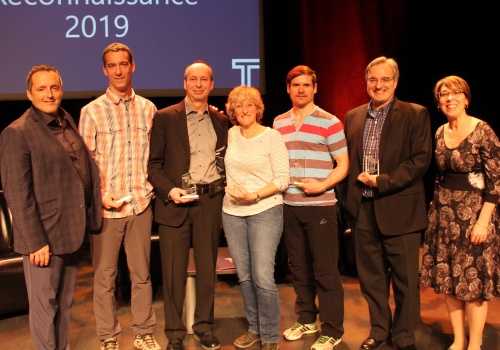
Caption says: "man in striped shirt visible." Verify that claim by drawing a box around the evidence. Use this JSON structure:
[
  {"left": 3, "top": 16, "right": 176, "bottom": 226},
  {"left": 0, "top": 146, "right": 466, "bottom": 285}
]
[
  {"left": 273, "top": 65, "right": 349, "bottom": 350},
  {"left": 79, "top": 42, "right": 160, "bottom": 350}
]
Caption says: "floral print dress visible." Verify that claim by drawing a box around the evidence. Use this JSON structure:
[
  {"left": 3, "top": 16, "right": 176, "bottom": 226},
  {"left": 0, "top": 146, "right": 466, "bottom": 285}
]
[{"left": 420, "top": 121, "right": 500, "bottom": 301}]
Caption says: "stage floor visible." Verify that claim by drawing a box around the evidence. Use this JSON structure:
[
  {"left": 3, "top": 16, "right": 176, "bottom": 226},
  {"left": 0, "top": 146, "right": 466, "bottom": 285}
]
[{"left": 1, "top": 249, "right": 499, "bottom": 350}]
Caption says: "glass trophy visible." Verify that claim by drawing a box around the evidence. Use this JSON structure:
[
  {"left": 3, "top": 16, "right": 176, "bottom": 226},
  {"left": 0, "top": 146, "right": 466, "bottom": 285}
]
[
  {"left": 182, "top": 172, "right": 197, "bottom": 194},
  {"left": 291, "top": 156, "right": 306, "bottom": 184},
  {"left": 363, "top": 154, "right": 379, "bottom": 175}
]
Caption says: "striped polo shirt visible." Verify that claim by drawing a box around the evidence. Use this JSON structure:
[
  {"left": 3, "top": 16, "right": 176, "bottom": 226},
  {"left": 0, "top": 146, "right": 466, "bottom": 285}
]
[{"left": 273, "top": 106, "right": 347, "bottom": 206}]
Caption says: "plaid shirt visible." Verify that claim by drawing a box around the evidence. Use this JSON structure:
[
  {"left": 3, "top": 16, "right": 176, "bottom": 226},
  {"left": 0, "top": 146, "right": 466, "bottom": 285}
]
[
  {"left": 362, "top": 100, "right": 392, "bottom": 197},
  {"left": 79, "top": 88, "right": 157, "bottom": 218}
]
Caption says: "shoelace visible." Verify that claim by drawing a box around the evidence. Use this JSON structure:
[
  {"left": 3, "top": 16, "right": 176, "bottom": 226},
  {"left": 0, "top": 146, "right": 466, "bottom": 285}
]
[
  {"left": 202, "top": 331, "right": 217, "bottom": 342},
  {"left": 141, "top": 334, "right": 157, "bottom": 348},
  {"left": 241, "top": 332, "right": 259, "bottom": 342},
  {"left": 170, "top": 338, "right": 182, "bottom": 346},
  {"left": 291, "top": 321, "right": 314, "bottom": 332},
  {"left": 246, "top": 332, "right": 259, "bottom": 339},
  {"left": 316, "top": 335, "right": 333, "bottom": 344},
  {"left": 102, "top": 339, "right": 119, "bottom": 350}
]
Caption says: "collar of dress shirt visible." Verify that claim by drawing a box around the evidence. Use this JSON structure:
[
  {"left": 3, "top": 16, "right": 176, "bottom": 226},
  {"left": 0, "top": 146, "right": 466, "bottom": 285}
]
[
  {"left": 367, "top": 98, "right": 393, "bottom": 118},
  {"left": 105, "top": 87, "right": 136, "bottom": 106},
  {"left": 185, "top": 98, "right": 209, "bottom": 117}
]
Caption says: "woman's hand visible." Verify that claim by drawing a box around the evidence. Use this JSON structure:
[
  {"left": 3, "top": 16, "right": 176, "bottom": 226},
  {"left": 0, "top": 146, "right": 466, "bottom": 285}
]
[
  {"left": 471, "top": 223, "right": 488, "bottom": 244},
  {"left": 225, "top": 185, "right": 257, "bottom": 201}
]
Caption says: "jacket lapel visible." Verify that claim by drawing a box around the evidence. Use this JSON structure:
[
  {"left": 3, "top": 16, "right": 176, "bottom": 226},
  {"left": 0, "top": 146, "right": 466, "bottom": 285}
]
[
  {"left": 353, "top": 107, "right": 368, "bottom": 167},
  {"left": 378, "top": 98, "right": 399, "bottom": 164},
  {"left": 173, "top": 102, "right": 191, "bottom": 160}
]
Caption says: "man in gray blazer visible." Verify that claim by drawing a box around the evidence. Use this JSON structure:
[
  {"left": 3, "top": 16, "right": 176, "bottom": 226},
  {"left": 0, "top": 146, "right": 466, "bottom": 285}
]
[
  {"left": 148, "top": 60, "right": 228, "bottom": 350},
  {"left": 340, "top": 57, "right": 432, "bottom": 350},
  {"left": 0, "top": 65, "right": 102, "bottom": 350}
]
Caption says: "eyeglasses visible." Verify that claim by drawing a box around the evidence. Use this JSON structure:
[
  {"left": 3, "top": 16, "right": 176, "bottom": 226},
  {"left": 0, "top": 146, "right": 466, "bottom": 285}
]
[
  {"left": 437, "top": 90, "right": 464, "bottom": 99},
  {"left": 367, "top": 77, "right": 394, "bottom": 85}
]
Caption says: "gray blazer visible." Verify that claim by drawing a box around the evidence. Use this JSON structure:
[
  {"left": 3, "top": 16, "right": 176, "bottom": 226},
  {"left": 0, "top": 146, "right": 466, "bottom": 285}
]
[{"left": 0, "top": 107, "right": 102, "bottom": 255}]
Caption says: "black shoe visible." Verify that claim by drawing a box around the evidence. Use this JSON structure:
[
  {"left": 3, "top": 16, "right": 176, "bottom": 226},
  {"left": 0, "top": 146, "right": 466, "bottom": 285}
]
[
  {"left": 194, "top": 331, "right": 220, "bottom": 350},
  {"left": 398, "top": 345, "right": 417, "bottom": 350},
  {"left": 167, "top": 337, "right": 184, "bottom": 350},
  {"left": 360, "top": 338, "right": 385, "bottom": 350}
]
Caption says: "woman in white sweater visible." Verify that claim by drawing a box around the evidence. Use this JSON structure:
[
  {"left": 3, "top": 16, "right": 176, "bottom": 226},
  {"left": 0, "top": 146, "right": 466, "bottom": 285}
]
[{"left": 222, "top": 85, "right": 290, "bottom": 350}]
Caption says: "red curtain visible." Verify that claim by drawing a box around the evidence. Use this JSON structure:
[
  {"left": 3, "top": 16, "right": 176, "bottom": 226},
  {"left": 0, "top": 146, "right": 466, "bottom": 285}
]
[{"left": 299, "top": 0, "right": 409, "bottom": 121}]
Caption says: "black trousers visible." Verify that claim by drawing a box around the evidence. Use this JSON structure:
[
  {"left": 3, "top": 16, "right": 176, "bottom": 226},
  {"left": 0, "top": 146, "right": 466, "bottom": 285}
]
[
  {"left": 354, "top": 198, "right": 421, "bottom": 347},
  {"left": 158, "top": 192, "right": 223, "bottom": 340}
]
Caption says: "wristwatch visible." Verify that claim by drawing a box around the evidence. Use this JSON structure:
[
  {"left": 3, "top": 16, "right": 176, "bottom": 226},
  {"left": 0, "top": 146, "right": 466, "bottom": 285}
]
[{"left": 254, "top": 192, "right": 261, "bottom": 202}]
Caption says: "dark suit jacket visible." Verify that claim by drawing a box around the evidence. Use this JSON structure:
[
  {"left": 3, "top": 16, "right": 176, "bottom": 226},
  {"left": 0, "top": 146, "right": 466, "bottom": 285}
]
[
  {"left": 0, "top": 107, "right": 102, "bottom": 255},
  {"left": 148, "top": 100, "right": 228, "bottom": 227},
  {"left": 340, "top": 98, "right": 432, "bottom": 235}
]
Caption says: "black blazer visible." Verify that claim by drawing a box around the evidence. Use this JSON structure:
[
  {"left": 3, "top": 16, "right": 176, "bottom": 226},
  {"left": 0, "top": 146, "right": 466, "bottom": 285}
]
[
  {"left": 340, "top": 98, "right": 432, "bottom": 235},
  {"left": 148, "top": 100, "right": 228, "bottom": 227}
]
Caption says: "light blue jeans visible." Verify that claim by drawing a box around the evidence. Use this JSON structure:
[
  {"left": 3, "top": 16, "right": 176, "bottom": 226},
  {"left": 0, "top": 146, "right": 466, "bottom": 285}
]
[{"left": 222, "top": 205, "right": 283, "bottom": 343}]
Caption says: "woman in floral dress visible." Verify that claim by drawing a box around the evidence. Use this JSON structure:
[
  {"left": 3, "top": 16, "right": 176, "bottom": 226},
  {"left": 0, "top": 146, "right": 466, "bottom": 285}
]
[{"left": 420, "top": 76, "right": 500, "bottom": 350}]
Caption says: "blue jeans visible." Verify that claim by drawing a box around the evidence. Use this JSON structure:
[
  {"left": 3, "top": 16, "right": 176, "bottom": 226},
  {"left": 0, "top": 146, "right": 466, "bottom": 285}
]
[{"left": 222, "top": 205, "right": 283, "bottom": 343}]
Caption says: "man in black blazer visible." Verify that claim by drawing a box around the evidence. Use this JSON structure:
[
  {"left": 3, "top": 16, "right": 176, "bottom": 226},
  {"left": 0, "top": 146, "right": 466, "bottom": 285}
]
[
  {"left": 340, "top": 57, "right": 432, "bottom": 350},
  {"left": 148, "top": 61, "right": 228, "bottom": 350},
  {"left": 0, "top": 65, "right": 102, "bottom": 350}
]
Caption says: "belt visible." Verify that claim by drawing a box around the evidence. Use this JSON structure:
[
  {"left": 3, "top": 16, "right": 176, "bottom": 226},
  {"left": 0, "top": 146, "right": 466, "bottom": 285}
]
[
  {"left": 437, "top": 172, "right": 484, "bottom": 191},
  {"left": 195, "top": 183, "right": 210, "bottom": 195},
  {"left": 361, "top": 196, "right": 374, "bottom": 202}
]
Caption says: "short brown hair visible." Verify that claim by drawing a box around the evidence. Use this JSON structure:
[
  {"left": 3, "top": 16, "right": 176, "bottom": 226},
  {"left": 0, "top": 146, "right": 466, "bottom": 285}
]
[
  {"left": 26, "top": 65, "right": 62, "bottom": 91},
  {"left": 286, "top": 65, "right": 317, "bottom": 86},
  {"left": 101, "top": 42, "right": 133, "bottom": 66},
  {"left": 433, "top": 75, "right": 471, "bottom": 106}
]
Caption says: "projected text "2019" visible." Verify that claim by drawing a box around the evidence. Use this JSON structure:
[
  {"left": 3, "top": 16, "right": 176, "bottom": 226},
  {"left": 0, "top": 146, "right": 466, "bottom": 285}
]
[
  {"left": 66, "top": 15, "right": 127, "bottom": 38},
  {"left": 1, "top": 0, "right": 198, "bottom": 39}
]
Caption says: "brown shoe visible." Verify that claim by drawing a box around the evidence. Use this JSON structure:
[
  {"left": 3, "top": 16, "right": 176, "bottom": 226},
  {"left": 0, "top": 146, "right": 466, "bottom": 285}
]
[
  {"left": 262, "top": 342, "right": 279, "bottom": 350},
  {"left": 234, "top": 331, "right": 260, "bottom": 348}
]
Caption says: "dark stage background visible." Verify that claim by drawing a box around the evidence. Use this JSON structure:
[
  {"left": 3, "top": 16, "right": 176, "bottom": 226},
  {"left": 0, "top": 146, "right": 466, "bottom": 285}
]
[{"left": 1, "top": 1, "right": 495, "bottom": 200}]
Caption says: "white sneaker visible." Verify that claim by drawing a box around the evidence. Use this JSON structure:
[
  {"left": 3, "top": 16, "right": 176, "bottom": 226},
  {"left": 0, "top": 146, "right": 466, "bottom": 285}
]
[
  {"left": 134, "top": 334, "right": 161, "bottom": 350},
  {"left": 282, "top": 321, "right": 319, "bottom": 340},
  {"left": 101, "top": 337, "right": 119, "bottom": 350},
  {"left": 311, "top": 335, "right": 341, "bottom": 350}
]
